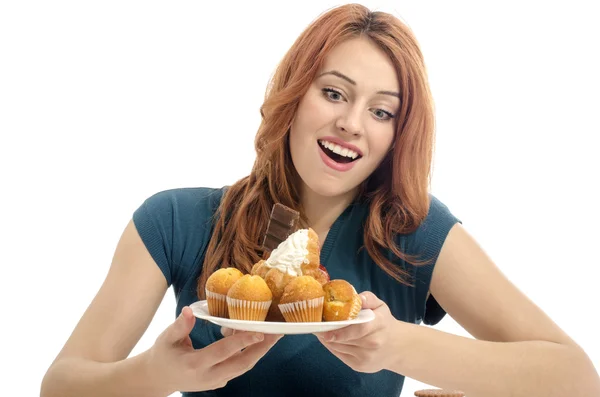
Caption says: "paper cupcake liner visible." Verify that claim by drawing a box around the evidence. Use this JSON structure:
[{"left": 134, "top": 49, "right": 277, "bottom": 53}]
[
  {"left": 226, "top": 297, "right": 271, "bottom": 321},
  {"left": 278, "top": 296, "right": 324, "bottom": 322},
  {"left": 205, "top": 289, "right": 228, "bottom": 318}
]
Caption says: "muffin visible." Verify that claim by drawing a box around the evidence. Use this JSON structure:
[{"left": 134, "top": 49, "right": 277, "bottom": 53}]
[
  {"left": 204, "top": 267, "right": 243, "bottom": 318},
  {"left": 226, "top": 275, "right": 273, "bottom": 321},
  {"left": 278, "top": 276, "right": 325, "bottom": 322},
  {"left": 322, "top": 280, "right": 362, "bottom": 321}
]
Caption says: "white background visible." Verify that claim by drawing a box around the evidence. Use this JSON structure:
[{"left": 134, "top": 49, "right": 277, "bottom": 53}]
[{"left": 1, "top": 1, "right": 599, "bottom": 396}]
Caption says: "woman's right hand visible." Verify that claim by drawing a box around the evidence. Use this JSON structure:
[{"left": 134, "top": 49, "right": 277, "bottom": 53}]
[{"left": 146, "top": 306, "right": 283, "bottom": 394}]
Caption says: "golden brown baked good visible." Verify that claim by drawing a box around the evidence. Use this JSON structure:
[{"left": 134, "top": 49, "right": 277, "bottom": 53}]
[
  {"left": 204, "top": 267, "right": 243, "bottom": 318},
  {"left": 322, "top": 279, "right": 362, "bottom": 321},
  {"left": 263, "top": 268, "right": 296, "bottom": 321},
  {"left": 414, "top": 389, "right": 465, "bottom": 397},
  {"left": 302, "top": 265, "right": 329, "bottom": 286},
  {"left": 250, "top": 260, "right": 270, "bottom": 278},
  {"left": 300, "top": 228, "right": 321, "bottom": 274},
  {"left": 278, "top": 276, "right": 325, "bottom": 322},
  {"left": 261, "top": 228, "right": 320, "bottom": 275},
  {"left": 251, "top": 227, "right": 321, "bottom": 321},
  {"left": 226, "top": 275, "right": 272, "bottom": 321}
]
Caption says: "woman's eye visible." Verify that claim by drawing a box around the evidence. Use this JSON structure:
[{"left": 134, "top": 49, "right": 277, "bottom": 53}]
[
  {"left": 322, "top": 88, "right": 344, "bottom": 102},
  {"left": 372, "top": 108, "right": 394, "bottom": 121}
]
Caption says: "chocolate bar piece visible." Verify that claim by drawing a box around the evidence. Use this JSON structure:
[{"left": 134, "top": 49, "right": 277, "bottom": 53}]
[{"left": 262, "top": 203, "right": 299, "bottom": 252}]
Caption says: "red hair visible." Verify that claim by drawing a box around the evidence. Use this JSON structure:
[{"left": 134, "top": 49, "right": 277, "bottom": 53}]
[{"left": 198, "top": 4, "right": 435, "bottom": 298}]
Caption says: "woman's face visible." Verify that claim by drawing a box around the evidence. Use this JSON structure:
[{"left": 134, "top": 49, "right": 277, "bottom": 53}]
[{"left": 289, "top": 36, "right": 400, "bottom": 200}]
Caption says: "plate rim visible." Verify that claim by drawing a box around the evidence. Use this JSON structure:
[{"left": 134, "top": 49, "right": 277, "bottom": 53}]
[{"left": 189, "top": 300, "right": 374, "bottom": 330}]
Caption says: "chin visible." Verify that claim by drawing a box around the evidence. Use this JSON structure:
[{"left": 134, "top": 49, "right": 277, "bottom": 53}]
[{"left": 303, "top": 178, "right": 359, "bottom": 199}]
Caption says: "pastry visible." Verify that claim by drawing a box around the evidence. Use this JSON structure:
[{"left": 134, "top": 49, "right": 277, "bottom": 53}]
[
  {"left": 322, "top": 279, "right": 362, "bottom": 321},
  {"left": 204, "top": 267, "right": 244, "bottom": 318},
  {"left": 263, "top": 268, "right": 296, "bottom": 321},
  {"left": 263, "top": 228, "right": 321, "bottom": 275},
  {"left": 278, "top": 276, "right": 325, "bottom": 322},
  {"left": 254, "top": 227, "right": 321, "bottom": 320},
  {"left": 251, "top": 260, "right": 270, "bottom": 278},
  {"left": 303, "top": 264, "right": 330, "bottom": 286},
  {"left": 226, "top": 275, "right": 272, "bottom": 321}
]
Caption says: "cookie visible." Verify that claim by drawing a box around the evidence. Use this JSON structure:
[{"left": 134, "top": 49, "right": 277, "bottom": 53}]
[{"left": 414, "top": 389, "right": 465, "bottom": 397}]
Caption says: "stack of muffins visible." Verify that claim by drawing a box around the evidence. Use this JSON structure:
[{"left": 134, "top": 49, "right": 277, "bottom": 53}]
[{"left": 204, "top": 228, "right": 362, "bottom": 323}]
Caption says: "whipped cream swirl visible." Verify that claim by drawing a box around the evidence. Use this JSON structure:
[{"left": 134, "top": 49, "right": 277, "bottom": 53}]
[{"left": 264, "top": 229, "right": 309, "bottom": 276}]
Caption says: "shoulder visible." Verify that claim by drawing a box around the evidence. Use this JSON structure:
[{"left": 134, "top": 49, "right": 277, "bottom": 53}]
[
  {"left": 132, "top": 186, "right": 227, "bottom": 287},
  {"left": 399, "top": 194, "right": 461, "bottom": 325},
  {"left": 138, "top": 186, "right": 227, "bottom": 217},
  {"left": 404, "top": 194, "right": 461, "bottom": 255},
  {"left": 133, "top": 186, "right": 227, "bottom": 241}
]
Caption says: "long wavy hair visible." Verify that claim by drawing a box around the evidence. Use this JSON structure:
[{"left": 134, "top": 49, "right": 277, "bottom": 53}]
[{"left": 197, "top": 3, "right": 435, "bottom": 298}]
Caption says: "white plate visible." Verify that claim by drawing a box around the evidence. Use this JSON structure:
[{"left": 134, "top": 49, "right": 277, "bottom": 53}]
[{"left": 189, "top": 300, "right": 375, "bottom": 335}]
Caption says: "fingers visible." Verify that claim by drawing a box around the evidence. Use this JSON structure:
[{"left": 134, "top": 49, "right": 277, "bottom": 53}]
[
  {"left": 359, "top": 291, "right": 384, "bottom": 310},
  {"left": 319, "top": 340, "right": 357, "bottom": 365},
  {"left": 210, "top": 334, "right": 284, "bottom": 380},
  {"left": 315, "top": 291, "right": 386, "bottom": 343},
  {"left": 220, "top": 327, "right": 234, "bottom": 337},
  {"left": 320, "top": 340, "right": 360, "bottom": 357},
  {"left": 166, "top": 306, "right": 196, "bottom": 344},
  {"left": 317, "top": 323, "right": 374, "bottom": 345},
  {"left": 200, "top": 331, "right": 266, "bottom": 366}
]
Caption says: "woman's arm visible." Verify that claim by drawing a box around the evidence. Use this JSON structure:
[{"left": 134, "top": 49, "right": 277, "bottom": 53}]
[
  {"left": 396, "top": 223, "right": 600, "bottom": 396},
  {"left": 40, "top": 219, "right": 172, "bottom": 397},
  {"left": 390, "top": 319, "right": 599, "bottom": 396},
  {"left": 41, "top": 220, "right": 280, "bottom": 397},
  {"left": 316, "top": 223, "right": 600, "bottom": 396}
]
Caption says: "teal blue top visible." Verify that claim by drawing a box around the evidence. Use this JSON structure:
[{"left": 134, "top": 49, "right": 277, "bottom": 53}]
[{"left": 133, "top": 186, "right": 460, "bottom": 397}]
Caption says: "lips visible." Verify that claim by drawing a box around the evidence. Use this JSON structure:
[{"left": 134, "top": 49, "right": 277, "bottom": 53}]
[
  {"left": 318, "top": 136, "right": 363, "bottom": 157},
  {"left": 317, "top": 141, "right": 361, "bottom": 172}
]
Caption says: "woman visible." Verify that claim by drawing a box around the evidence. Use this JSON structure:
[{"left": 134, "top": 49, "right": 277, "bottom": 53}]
[{"left": 41, "top": 4, "right": 600, "bottom": 397}]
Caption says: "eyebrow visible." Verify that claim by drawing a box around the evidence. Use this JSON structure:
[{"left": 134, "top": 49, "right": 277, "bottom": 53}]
[{"left": 318, "top": 70, "right": 401, "bottom": 98}]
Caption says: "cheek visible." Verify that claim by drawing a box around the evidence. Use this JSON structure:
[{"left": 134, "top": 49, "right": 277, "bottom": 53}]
[
  {"left": 290, "top": 96, "right": 321, "bottom": 148},
  {"left": 295, "top": 91, "right": 333, "bottom": 132},
  {"left": 369, "top": 128, "right": 395, "bottom": 160}
]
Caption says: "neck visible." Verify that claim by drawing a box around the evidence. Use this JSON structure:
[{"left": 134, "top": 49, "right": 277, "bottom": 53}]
[{"left": 299, "top": 184, "right": 357, "bottom": 236}]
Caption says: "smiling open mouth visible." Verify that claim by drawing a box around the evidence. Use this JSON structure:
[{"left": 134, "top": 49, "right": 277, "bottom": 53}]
[{"left": 318, "top": 139, "right": 362, "bottom": 164}]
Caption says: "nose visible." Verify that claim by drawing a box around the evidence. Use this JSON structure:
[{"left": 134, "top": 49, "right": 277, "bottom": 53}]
[{"left": 335, "top": 105, "right": 363, "bottom": 136}]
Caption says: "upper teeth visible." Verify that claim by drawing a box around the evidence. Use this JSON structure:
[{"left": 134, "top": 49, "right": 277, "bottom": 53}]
[{"left": 319, "top": 140, "right": 359, "bottom": 159}]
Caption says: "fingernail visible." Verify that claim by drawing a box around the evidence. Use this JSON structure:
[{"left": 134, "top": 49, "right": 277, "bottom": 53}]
[
  {"left": 361, "top": 295, "right": 367, "bottom": 304},
  {"left": 322, "top": 333, "right": 335, "bottom": 342},
  {"left": 253, "top": 333, "right": 264, "bottom": 342}
]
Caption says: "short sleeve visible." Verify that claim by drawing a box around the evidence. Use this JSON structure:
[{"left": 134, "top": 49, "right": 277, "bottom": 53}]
[
  {"left": 132, "top": 187, "right": 225, "bottom": 289},
  {"left": 409, "top": 195, "right": 461, "bottom": 325}
]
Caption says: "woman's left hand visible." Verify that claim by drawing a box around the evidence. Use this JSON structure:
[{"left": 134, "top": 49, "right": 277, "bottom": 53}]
[{"left": 315, "top": 291, "right": 401, "bottom": 373}]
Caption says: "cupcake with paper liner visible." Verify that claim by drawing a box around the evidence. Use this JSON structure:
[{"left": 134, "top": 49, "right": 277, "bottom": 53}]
[
  {"left": 226, "top": 274, "right": 272, "bottom": 321},
  {"left": 204, "top": 267, "right": 244, "bottom": 318},
  {"left": 278, "top": 276, "right": 325, "bottom": 322},
  {"left": 322, "top": 279, "right": 362, "bottom": 321}
]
